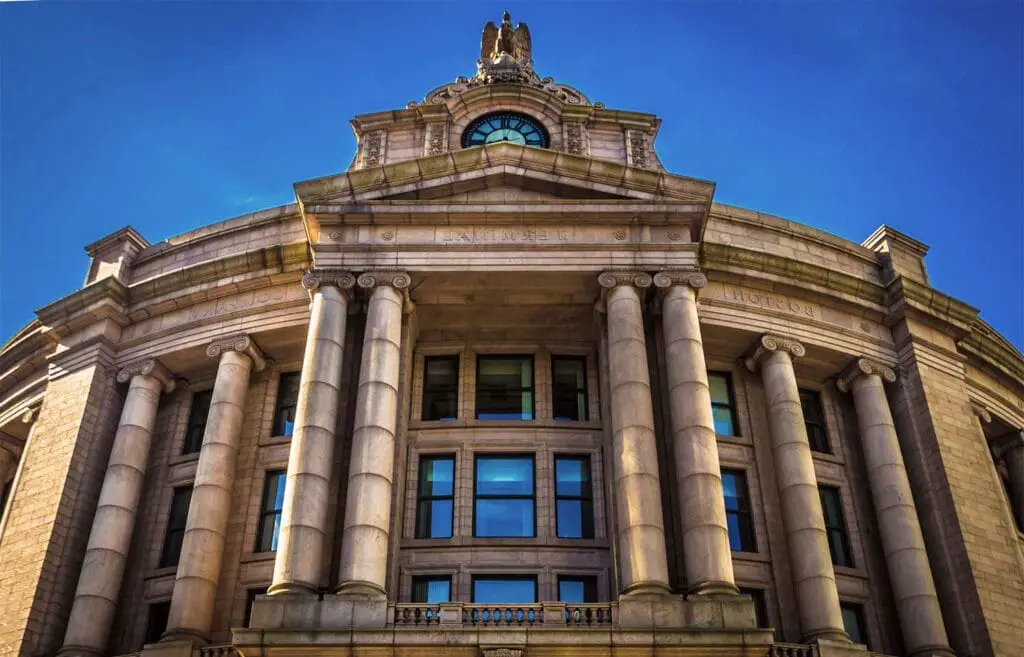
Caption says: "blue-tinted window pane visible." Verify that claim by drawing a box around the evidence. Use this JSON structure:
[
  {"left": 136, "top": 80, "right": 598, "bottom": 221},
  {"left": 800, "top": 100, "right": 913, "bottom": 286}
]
[
  {"left": 473, "top": 578, "right": 537, "bottom": 603},
  {"left": 475, "top": 498, "right": 534, "bottom": 537},
  {"left": 476, "top": 458, "right": 533, "bottom": 496},
  {"left": 420, "top": 458, "right": 454, "bottom": 497},
  {"left": 416, "top": 499, "right": 453, "bottom": 538},
  {"left": 555, "top": 459, "right": 588, "bottom": 497},
  {"left": 712, "top": 406, "right": 734, "bottom": 436},
  {"left": 841, "top": 604, "right": 866, "bottom": 645},
  {"left": 557, "top": 500, "right": 583, "bottom": 538},
  {"left": 559, "top": 580, "right": 585, "bottom": 604},
  {"left": 708, "top": 374, "right": 731, "bottom": 404},
  {"left": 477, "top": 357, "right": 534, "bottom": 420},
  {"left": 412, "top": 577, "right": 452, "bottom": 603},
  {"left": 726, "top": 513, "right": 744, "bottom": 551},
  {"left": 722, "top": 473, "right": 740, "bottom": 510}
]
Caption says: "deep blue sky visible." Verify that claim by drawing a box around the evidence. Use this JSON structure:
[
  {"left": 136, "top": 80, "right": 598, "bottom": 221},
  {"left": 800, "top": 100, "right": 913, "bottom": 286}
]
[{"left": 2, "top": 1, "right": 1022, "bottom": 348}]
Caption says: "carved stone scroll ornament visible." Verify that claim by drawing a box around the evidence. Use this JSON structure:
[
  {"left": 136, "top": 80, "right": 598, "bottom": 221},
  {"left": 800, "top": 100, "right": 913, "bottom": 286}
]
[
  {"left": 116, "top": 358, "right": 176, "bottom": 393},
  {"left": 205, "top": 333, "right": 267, "bottom": 372},
  {"left": 597, "top": 271, "right": 653, "bottom": 289},
  {"left": 357, "top": 271, "right": 411, "bottom": 290},
  {"left": 653, "top": 269, "right": 708, "bottom": 290},
  {"left": 970, "top": 402, "right": 993, "bottom": 425},
  {"left": 302, "top": 268, "right": 356, "bottom": 293},
  {"left": 744, "top": 334, "right": 806, "bottom": 372},
  {"left": 835, "top": 357, "right": 897, "bottom": 393}
]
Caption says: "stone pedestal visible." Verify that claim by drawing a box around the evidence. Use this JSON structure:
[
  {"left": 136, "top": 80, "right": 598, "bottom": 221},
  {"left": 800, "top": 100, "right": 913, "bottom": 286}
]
[
  {"left": 270, "top": 270, "right": 354, "bottom": 597},
  {"left": 337, "top": 272, "right": 409, "bottom": 597},
  {"left": 839, "top": 358, "right": 954, "bottom": 657},
  {"left": 59, "top": 359, "right": 175, "bottom": 657},
  {"left": 655, "top": 271, "right": 737, "bottom": 595},
  {"left": 745, "top": 335, "right": 847, "bottom": 644},
  {"left": 598, "top": 271, "right": 671, "bottom": 596},
  {"left": 163, "top": 335, "right": 264, "bottom": 643}
]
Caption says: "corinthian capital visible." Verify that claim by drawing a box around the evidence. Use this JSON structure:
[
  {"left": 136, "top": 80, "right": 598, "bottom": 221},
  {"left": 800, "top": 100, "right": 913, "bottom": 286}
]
[
  {"left": 597, "top": 271, "right": 653, "bottom": 289},
  {"left": 835, "top": 357, "right": 897, "bottom": 392},
  {"left": 205, "top": 333, "right": 267, "bottom": 371},
  {"left": 356, "top": 270, "right": 411, "bottom": 290},
  {"left": 302, "top": 268, "right": 356, "bottom": 293},
  {"left": 116, "top": 358, "right": 176, "bottom": 392},
  {"left": 653, "top": 269, "right": 707, "bottom": 290},
  {"left": 744, "top": 334, "right": 806, "bottom": 372}
]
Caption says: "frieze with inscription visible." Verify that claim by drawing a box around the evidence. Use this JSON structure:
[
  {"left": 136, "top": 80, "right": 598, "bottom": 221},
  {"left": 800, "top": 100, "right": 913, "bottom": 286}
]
[{"left": 719, "top": 285, "right": 821, "bottom": 320}]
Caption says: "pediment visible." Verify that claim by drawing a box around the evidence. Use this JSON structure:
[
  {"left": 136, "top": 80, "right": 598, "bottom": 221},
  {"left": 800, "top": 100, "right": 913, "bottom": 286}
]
[{"left": 294, "top": 142, "right": 715, "bottom": 208}]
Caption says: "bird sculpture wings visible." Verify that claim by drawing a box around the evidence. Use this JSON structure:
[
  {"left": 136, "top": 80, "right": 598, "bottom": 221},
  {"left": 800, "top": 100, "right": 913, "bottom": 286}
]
[
  {"left": 481, "top": 22, "right": 499, "bottom": 61},
  {"left": 512, "top": 23, "right": 531, "bottom": 62}
]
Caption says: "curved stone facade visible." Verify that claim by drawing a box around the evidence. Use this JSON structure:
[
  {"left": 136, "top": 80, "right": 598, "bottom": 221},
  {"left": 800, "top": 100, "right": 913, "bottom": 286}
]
[{"left": 1, "top": 12, "right": 1022, "bottom": 657}]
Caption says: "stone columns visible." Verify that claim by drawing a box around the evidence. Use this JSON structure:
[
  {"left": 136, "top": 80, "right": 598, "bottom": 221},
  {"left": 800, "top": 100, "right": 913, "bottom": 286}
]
[
  {"left": 163, "top": 335, "right": 265, "bottom": 643},
  {"left": 654, "top": 271, "right": 737, "bottom": 595},
  {"left": 59, "top": 359, "right": 175, "bottom": 657},
  {"left": 745, "top": 335, "right": 847, "bottom": 643},
  {"left": 837, "top": 358, "right": 953, "bottom": 657},
  {"left": 598, "top": 271, "right": 671, "bottom": 596},
  {"left": 337, "top": 271, "right": 409, "bottom": 596},
  {"left": 270, "top": 270, "right": 355, "bottom": 597},
  {"left": 992, "top": 431, "right": 1024, "bottom": 532}
]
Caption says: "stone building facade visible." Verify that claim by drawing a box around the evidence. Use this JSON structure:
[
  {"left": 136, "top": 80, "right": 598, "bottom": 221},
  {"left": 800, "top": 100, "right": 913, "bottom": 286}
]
[{"left": 1, "top": 12, "right": 1022, "bottom": 657}]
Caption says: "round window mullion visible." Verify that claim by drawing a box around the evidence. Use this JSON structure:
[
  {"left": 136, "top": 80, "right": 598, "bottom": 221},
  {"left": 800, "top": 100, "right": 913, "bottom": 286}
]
[{"left": 462, "top": 111, "right": 550, "bottom": 149}]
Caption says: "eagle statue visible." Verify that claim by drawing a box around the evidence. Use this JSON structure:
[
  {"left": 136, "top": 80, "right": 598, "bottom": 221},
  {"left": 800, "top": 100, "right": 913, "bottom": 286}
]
[{"left": 481, "top": 11, "right": 532, "bottom": 63}]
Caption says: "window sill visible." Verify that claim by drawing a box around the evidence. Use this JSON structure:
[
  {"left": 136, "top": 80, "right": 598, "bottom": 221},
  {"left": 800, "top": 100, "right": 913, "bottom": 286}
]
[
  {"left": 810, "top": 450, "right": 844, "bottom": 465},
  {"left": 242, "top": 551, "right": 278, "bottom": 564},
  {"left": 402, "top": 537, "right": 610, "bottom": 549},
  {"left": 168, "top": 452, "right": 200, "bottom": 467},
  {"left": 411, "top": 419, "right": 603, "bottom": 432},
  {"left": 730, "top": 551, "right": 769, "bottom": 563},
  {"left": 146, "top": 565, "right": 178, "bottom": 580},
  {"left": 259, "top": 434, "right": 293, "bottom": 448},
  {"left": 716, "top": 434, "right": 750, "bottom": 445},
  {"left": 832, "top": 565, "right": 867, "bottom": 579}
]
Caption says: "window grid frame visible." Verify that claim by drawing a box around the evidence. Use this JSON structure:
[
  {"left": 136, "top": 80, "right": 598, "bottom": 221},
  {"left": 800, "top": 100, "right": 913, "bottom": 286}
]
[
  {"left": 800, "top": 388, "right": 832, "bottom": 454},
  {"left": 271, "top": 372, "right": 302, "bottom": 438},
  {"left": 182, "top": 389, "right": 213, "bottom": 455},
  {"left": 840, "top": 601, "right": 869, "bottom": 648},
  {"left": 411, "top": 574, "right": 453, "bottom": 603},
  {"left": 471, "top": 574, "right": 539, "bottom": 603},
  {"left": 554, "top": 454, "right": 594, "bottom": 539},
  {"left": 415, "top": 454, "right": 456, "bottom": 539},
  {"left": 473, "top": 453, "right": 537, "bottom": 538},
  {"left": 708, "top": 371, "right": 740, "bottom": 437},
  {"left": 819, "top": 485, "right": 855, "bottom": 568},
  {"left": 551, "top": 354, "right": 589, "bottom": 422},
  {"left": 255, "top": 470, "right": 287, "bottom": 553},
  {"left": 722, "top": 468, "right": 757, "bottom": 553},
  {"left": 144, "top": 600, "right": 171, "bottom": 645},
  {"left": 159, "top": 486, "right": 192, "bottom": 568},
  {"left": 475, "top": 354, "right": 536, "bottom": 421},
  {"left": 557, "top": 574, "right": 599, "bottom": 603},
  {"left": 421, "top": 354, "right": 461, "bottom": 421}
]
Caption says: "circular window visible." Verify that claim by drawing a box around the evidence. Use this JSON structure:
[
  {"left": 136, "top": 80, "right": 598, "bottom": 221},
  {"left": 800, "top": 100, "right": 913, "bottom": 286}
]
[{"left": 461, "top": 112, "right": 549, "bottom": 149}]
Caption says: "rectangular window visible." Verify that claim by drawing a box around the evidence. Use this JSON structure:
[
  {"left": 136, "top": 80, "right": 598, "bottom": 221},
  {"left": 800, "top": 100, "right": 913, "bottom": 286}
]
[
  {"left": 182, "top": 389, "right": 213, "bottom": 455},
  {"left": 256, "top": 471, "right": 286, "bottom": 552},
  {"left": 272, "top": 372, "right": 301, "bottom": 437},
  {"left": 739, "top": 587, "right": 769, "bottom": 629},
  {"left": 245, "top": 587, "right": 268, "bottom": 626},
  {"left": 476, "top": 356, "right": 534, "bottom": 420},
  {"left": 722, "top": 469, "right": 756, "bottom": 552},
  {"left": 144, "top": 600, "right": 171, "bottom": 644},
  {"left": 800, "top": 389, "right": 831, "bottom": 454},
  {"left": 159, "top": 487, "right": 192, "bottom": 568},
  {"left": 472, "top": 576, "right": 537, "bottom": 603},
  {"left": 555, "top": 456, "right": 594, "bottom": 539},
  {"left": 474, "top": 455, "right": 535, "bottom": 537},
  {"left": 709, "top": 372, "right": 737, "bottom": 436},
  {"left": 552, "top": 355, "right": 588, "bottom": 421},
  {"left": 557, "top": 575, "right": 598, "bottom": 603},
  {"left": 820, "top": 486, "right": 854, "bottom": 567},
  {"left": 412, "top": 575, "right": 452, "bottom": 603},
  {"left": 422, "top": 355, "right": 459, "bottom": 421},
  {"left": 841, "top": 602, "right": 868, "bottom": 646},
  {"left": 415, "top": 455, "right": 455, "bottom": 539}
]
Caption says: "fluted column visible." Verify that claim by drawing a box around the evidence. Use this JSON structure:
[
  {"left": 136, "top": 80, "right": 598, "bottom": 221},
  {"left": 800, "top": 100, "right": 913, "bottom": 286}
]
[
  {"left": 164, "top": 335, "right": 265, "bottom": 643},
  {"left": 270, "top": 269, "right": 355, "bottom": 597},
  {"left": 337, "top": 271, "right": 409, "bottom": 596},
  {"left": 745, "top": 335, "right": 847, "bottom": 643},
  {"left": 59, "top": 359, "right": 175, "bottom": 657},
  {"left": 654, "top": 270, "right": 737, "bottom": 595},
  {"left": 837, "top": 358, "right": 953, "bottom": 657},
  {"left": 991, "top": 431, "right": 1024, "bottom": 533},
  {"left": 598, "top": 271, "right": 671, "bottom": 596}
]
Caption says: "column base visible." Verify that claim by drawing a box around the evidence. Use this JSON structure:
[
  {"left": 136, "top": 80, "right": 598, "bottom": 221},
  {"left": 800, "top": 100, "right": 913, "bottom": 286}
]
[
  {"left": 805, "top": 630, "right": 853, "bottom": 646},
  {"left": 689, "top": 580, "right": 741, "bottom": 595},
  {"left": 158, "top": 628, "right": 208, "bottom": 646},
  {"left": 335, "top": 580, "right": 387, "bottom": 598},
  {"left": 620, "top": 580, "right": 673, "bottom": 597},
  {"left": 267, "top": 581, "right": 318, "bottom": 597},
  {"left": 907, "top": 646, "right": 957, "bottom": 657},
  {"left": 816, "top": 637, "right": 869, "bottom": 657},
  {"left": 140, "top": 639, "right": 196, "bottom": 657},
  {"left": 55, "top": 645, "right": 102, "bottom": 657}
]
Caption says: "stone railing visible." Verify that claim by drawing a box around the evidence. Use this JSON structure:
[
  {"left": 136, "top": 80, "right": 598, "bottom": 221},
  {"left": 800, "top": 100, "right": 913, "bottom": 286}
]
[
  {"left": 194, "top": 646, "right": 239, "bottom": 657},
  {"left": 463, "top": 604, "right": 543, "bottom": 626},
  {"left": 770, "top": 643, "right": 817, "bottom": 657},
  {"left": 394, "top": 603, "right": 442, "bottom": 625},
  {"left": 564, "top": 603, "right": 613, "bottom": 626}
]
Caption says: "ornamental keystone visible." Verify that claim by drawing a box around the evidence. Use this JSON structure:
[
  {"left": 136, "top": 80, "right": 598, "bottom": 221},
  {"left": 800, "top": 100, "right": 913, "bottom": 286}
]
[
  {"left": 836, "top": 357, "right": 897, "bottom": 392},
  {"left": 744, "top": 334, "right": 806, "bottom": 372},
  {"left": 116, "top": 358, "right": 176, "bottom": 393},
  {"left": 205, "top": 333, "right": 267, "bottom": 371}
]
